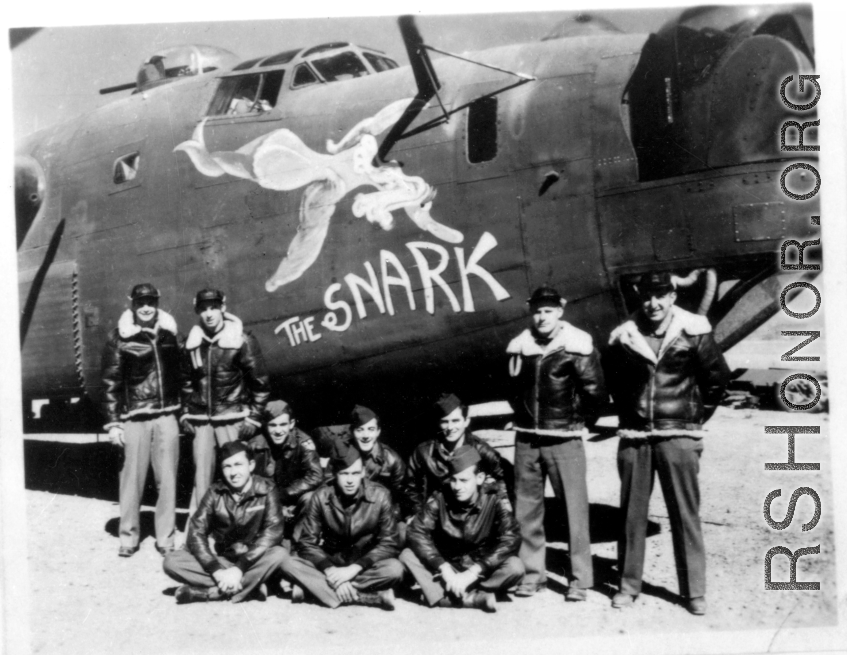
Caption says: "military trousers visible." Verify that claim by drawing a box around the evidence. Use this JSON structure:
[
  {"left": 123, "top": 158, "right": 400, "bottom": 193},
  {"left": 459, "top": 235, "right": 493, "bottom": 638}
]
[
  {"left": 279, "top": 555, "right": 405, "bottom": 608},
  {"left": 399, "top": 548, "right": 525, "bottom": 606},
  {"left": 119, "top": 414, "right": 179, "bottom": 549},
  {"left": 617, "top": 436, "right": 705, "bottom": 599},
  {"left": 163, "top": 546, "right": 289, "bottom": 603},
  {"left": 187, "top": 419, "right": 243, "bottom": 516},
  {"left": 514, "top": 434, "right": 593, "bottom": 590}
]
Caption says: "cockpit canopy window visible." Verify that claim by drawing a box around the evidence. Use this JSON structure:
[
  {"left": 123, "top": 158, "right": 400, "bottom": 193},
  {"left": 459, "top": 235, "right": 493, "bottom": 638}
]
[
  {"left": 207, "top": 70, "right": 285, "bottom": 116},
  {"left": 310, "top": 51, "right": 369, "bottom": 82},
  {"left": 363, "top": 52, "right": 399, "bottom": 72},
  {"left": 292, "top": 64, "right": 319, "bottom": 88}
]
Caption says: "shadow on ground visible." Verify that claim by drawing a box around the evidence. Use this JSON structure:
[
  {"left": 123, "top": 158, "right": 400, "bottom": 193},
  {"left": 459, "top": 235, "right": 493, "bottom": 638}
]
[
  {"left": 543, "top": 499, "right": 660, "bottom": 545},
  {"left": 24, "top": 437, "right": 195, "bottom": 508}
]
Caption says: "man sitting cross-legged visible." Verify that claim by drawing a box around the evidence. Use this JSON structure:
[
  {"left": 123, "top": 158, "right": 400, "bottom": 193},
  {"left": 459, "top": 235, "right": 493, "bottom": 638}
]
[
  {"left": 279, "top": 441, "right": 404, "bottom": 610},
  {"left": 163, "top": 441, "right": 288, "bottom": 604},
  {"left": 400, "top": 445, "right": 525, "bottom": 612}
]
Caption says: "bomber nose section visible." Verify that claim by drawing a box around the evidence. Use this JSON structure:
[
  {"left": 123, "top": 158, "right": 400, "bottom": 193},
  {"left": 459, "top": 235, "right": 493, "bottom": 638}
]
[{"left": 15, "top": 155, "right": 46, "bottom": 247}]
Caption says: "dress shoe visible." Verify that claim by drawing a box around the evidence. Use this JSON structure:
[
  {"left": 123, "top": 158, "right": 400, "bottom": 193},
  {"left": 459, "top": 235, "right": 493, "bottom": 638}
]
[
  {"left": 155, "top": 544, "right": 175, "bottom": 557},
  {"left": 291, "top": 584, "right": 305, "bottom": 604},
  {"left": 514, "top": 583, "right": 546, "bottom": 598},
  {"left": 462, "top": 591, "right": 496, "bottom": 613},
  {"left": 118, "top": 546, "right": 139, "bottom": 558},
  {"left": 565, "top": 588, "right": 587, "bottom": 602},
  {"left": 254, "top": 583, "right": 268, "bottom": 602},
  {"left": 175, "top": 585, "right": 222, "bottom": 604},
  {"left": 611, "top": 592, "right": 636, "bottom": 609},
  {"left": 686, "top": 596, "right": 706, "bottom": 616},
  {"left": 355, "top": 589, "right": 395, "bottom": 611}
]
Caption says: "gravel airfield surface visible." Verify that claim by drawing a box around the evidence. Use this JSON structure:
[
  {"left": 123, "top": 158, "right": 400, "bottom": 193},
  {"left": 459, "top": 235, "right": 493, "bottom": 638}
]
[{"left": 23, "top": 408, "right": 837, "bottom": 655}]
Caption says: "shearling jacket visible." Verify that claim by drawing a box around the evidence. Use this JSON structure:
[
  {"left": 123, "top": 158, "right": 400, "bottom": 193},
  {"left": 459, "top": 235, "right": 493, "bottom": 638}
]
[
  {"left": 187, "top": 475, "right": 284, "bottom": 574},
  {"left": 295, "top": 480, "right": 401, "bottom": 571},
  {"left": 182, "top": 313, "right": 270, "bottom": 425},
  {"left": 407, "top": 483, "right": 521, "bottom": 576},
  {"left": 100, "top": 309, "right": 188, "bottom": 429},
  {"left": 260, "top": 427, "right": 323, "bottom": 506},
  {"left": 507, "top": 320, "right": 607, "bottom": 436},
  {"left": 606, "top": 306, "right": 730, "bottom": 437},
  {"left": 404, "top": 433, "right": 505, "bottom": 518}
]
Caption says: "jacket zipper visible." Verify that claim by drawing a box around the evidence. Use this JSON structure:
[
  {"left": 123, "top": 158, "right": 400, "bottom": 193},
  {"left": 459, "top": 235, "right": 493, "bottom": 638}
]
[
  {"left": 150, "top": 332, "right": 164, "bottom": 408},
  {"left": 206, "top": 343, "right": 213, "bottom": 419},
  {"left": 533, "top": 355, "right": 542, "bottom": 429}
]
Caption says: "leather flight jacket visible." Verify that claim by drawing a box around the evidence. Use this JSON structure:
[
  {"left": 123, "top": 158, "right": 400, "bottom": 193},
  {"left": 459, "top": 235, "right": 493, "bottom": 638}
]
[
  {"left": 296, "top": 479, "right": 401, "bottom": 571},
  {"left": 607, "top": 306, "right": 731, "bottom": 435},
  {"left": 187, "top": 475, "right": 284, "bottom": 574},
  {"left": 182, "top": 314, "right": 270, "bottom": 424},
  {"left": 404, "top": 433, "right": 506, "bottom": 518},
  {"left": 259, "top": 427, "right": 323, "bottom": 506},
  {"left": 321, "top": 439, "right": 407, "bottom": 511},
  {"left": 407, "top": 483, "right": 521, "bottom": 576},
  {"left": 100, "top": 310, "right": 188, "bottom": 428},
  {"left": 507, "top": 320, "right": 607, "bottom": 435}
]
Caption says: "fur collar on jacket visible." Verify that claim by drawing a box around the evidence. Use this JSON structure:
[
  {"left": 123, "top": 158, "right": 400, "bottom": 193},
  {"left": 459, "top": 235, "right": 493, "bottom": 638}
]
[
  {"left": 117, "top": 309, "right": 177, "bottom": 339},
  {"left": 608, "top": 306, "right": 711, "bottom": 365},
  {"left": 506, "top": 321, "right": 594, "bottom": 358},
  {"left": 185, "top": 313, "right": 244, "bottom": 350}
]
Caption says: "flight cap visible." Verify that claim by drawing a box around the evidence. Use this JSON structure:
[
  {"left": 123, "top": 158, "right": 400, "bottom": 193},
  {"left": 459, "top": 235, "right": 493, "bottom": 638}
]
[
  {"left": 194, "top": 288, "right": 226, "bottom": 308},
  {"left": 266, "top": 400, "right": 293, "bottom": 421},
  {"left": 129, "top": 283, "right": 160, "bottom": 301},
  {"left": 448, "top": 444, "right": 481, "bottom": 475},
  {"left": 434, "top": 393, "right": 464, "bottom": 418},
  {"left": 219, "top": 440, "right": 252, "bottom": 463},
  {"left": 330, "top": 440, "right": 362, "bottom": 472},
  {"left": 637, "top": 271, "right": 675, "bottom": 297},
  {"left": 527, "top": 286, "right": 564, "bottom": 308},
  {"left": 351, "top": 405, "right": 378, "bottom": 429}
]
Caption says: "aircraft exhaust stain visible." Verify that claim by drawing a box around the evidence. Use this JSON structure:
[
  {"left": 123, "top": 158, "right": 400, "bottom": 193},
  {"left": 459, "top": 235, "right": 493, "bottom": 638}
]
[{"left": 174, "top": 98, "right": 464, "bottom": 292}]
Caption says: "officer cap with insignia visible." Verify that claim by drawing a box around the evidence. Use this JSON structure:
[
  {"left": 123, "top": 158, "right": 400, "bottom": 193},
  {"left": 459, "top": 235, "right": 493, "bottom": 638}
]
[
  {"left": 193, "top": 288, "right": 226, "bottom": 310},
  {"left": 527, "top": 285, "right": 565, "bottom": 309},
  {"left": 129, "top": 283, "right": 160, "bottom": 302}
]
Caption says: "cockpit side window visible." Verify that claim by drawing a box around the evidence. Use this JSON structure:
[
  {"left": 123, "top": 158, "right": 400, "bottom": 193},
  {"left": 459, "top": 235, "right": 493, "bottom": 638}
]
[
  {"left": 292, "top": 64, "right": 320, "bottom": 88},
  {"left": 363, "top": 52, "right": 398, "bottom": 72},
  {"left": 207, "top": 70, "right": 284, "bottom": 117},
  {"left": 310, "top": 51, "right": 369, "bottom": 82},
  {"left": 113, "top": 153, "right": 140, "bottom": 184}
]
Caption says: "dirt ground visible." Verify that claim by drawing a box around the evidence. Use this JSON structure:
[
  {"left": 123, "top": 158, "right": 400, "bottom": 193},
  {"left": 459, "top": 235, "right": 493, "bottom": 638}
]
[{"left": 22, "top": 407, "right": 839, "bottom": 655}]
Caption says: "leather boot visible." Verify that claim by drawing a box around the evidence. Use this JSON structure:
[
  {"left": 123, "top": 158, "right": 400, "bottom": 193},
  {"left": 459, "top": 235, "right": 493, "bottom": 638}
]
[
  {"left": 175, "top": 585, "right": 222, "bottom": 604},
  {"left": 355, "top": 589, "right": 395, "bottom": 611},
  {"left": 462, "top": 591, "right": 496, "bottom": 613}
]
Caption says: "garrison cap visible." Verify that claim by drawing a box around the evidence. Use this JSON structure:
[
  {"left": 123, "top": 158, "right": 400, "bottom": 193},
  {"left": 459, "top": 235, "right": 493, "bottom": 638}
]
[
  {"left": 350, "top": 405, "right": 378, "bottom": 428},
  {"left": 434, "top": 393, "right": 464, "bottom": 418},
  {"left": 194, "top": 288, "right": 226, "bottom": 308},
  {"left": 129, "top": 283, "right": 160, "bottom": 301},
  {"left": 527, "top": 285, "right": 563, "bottom": 307},
  {"left": 266, "top": 400, "right": 293, "bottom": 421},
  {"left": 330, "top": 440, "right": 361, "bottom": 472},
  {"left": 637, "top": 271, "right": 675, "bottom": 297},
  {"left": 219, "top": 440, "right": 252, "bottom": 462},
  {"left": 448, "top": 444, "right": 481, "bottom": 475}
]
